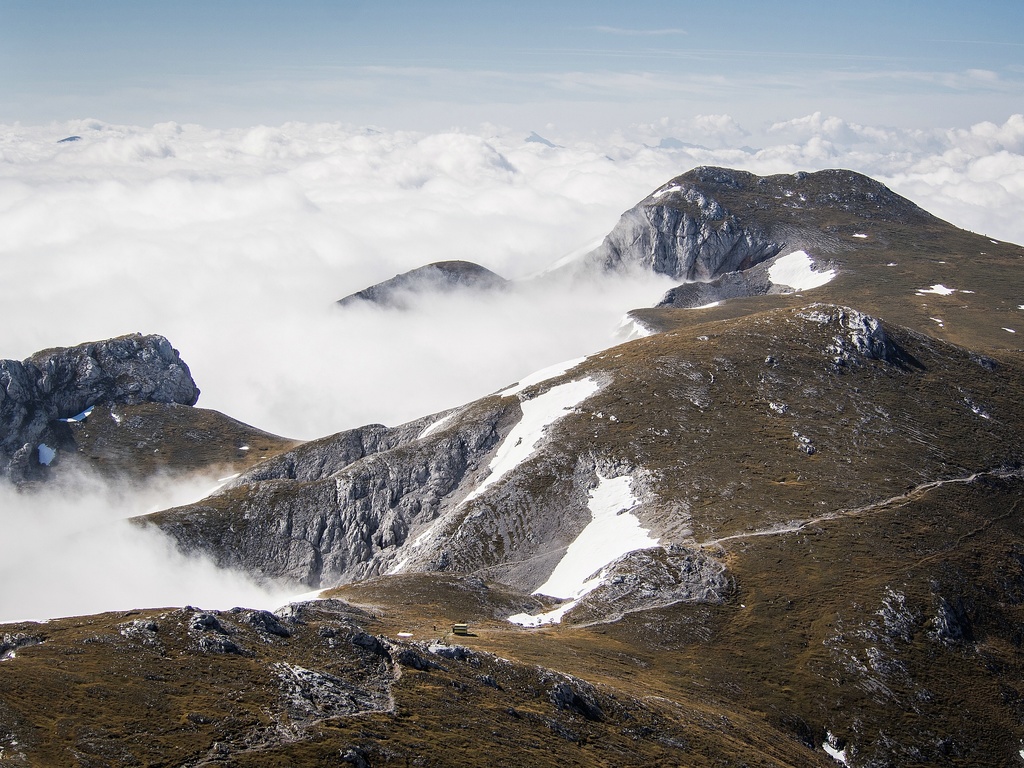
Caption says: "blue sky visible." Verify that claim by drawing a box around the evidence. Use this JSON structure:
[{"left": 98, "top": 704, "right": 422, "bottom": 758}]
[{"left": 2, "top": 1, "right": 1023, "bottom": 133}]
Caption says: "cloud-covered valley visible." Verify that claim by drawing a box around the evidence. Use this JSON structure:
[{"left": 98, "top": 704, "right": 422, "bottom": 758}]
[
  {"left": 2, "top": 113, "right": 1023, "bottom": 620},
  {"left": 4, "top": 115, "right": 1023, "bottom": 436}
]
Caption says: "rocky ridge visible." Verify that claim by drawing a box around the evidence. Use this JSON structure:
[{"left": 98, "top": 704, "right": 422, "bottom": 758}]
[{"left": 144, "top": 302, "right": 1024, "bottom": 628}]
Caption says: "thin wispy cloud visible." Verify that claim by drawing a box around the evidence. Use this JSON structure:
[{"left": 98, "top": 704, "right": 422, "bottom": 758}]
[{"left": 590, "top": 26, "right": 688, "bottom": 36}]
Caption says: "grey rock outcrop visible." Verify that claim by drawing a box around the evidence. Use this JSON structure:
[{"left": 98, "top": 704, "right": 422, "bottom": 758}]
[
  {"left": 584, "top": 168, "right": 786, "bottom": 281},
  {"left": 798, "top": 305, "right": 920, "bottom": 370},
  {"left": 554, "top": 546, "right": 731, "bottom": 626},
  {"left": 337, "top": 260, "right": 508, "bottom": 308},
  {"left": 146, "top": 382, "right": 610, "bottom": 593},
  {"left": 657, "top": 260, "right": 777, "bottom": 308},
  {"left": 146, "top": 401, "right": 521, "bottom": 587},
  {"left": 0, "top": 333, "right": 199, "bottom": 482},
  {"left": 584, "top": 165, "right": 933, "bottom": 298}
]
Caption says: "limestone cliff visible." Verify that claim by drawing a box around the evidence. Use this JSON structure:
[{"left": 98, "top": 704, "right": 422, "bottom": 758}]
[{"left": 0, "top": 334, "right": 199, "bottom": 482}]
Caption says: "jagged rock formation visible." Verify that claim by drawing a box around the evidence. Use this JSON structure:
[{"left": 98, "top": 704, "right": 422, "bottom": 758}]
[
  {"left": 0, "top": 334, "right": 199, "bottom": 483},
  {"left": 145, "top": 401, "right": 522, "bottom": 587},
  {"left": 552, "top": 545, "right": 732, "bottom": 626},
  {"left": 337, "top": 260, "right": 508, "bottom": 308}
]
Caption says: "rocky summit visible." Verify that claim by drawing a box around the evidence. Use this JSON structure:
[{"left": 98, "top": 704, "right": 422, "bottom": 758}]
[
  {"left": 0, "top": 334, "right": 198, "bottom": 483},
  {"left": 337, "top": 260, "right": 508, "bottom": 308},
  {"left": 585, "top": 166, "right": 936, "bottom": 282},
  {"left": 0, "top": 333, "right": 296, "bottom": 485},
  {"left": 3, "top": 168, "right": 1024, "bottom": 767}
]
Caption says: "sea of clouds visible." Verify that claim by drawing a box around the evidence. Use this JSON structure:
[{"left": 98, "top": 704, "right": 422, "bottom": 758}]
[{"left": 2, "top": 113, "right": 1022, "bottom": 621}]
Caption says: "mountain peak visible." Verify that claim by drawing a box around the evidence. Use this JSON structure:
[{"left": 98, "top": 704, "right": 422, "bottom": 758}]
[{"left": 337, "top": 260, "right": 508, "bottom": 309}]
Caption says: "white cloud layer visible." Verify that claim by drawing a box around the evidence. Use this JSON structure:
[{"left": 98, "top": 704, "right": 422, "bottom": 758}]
[
  {"left": 2, "top": 113, "right": 1023, "bottom": 620},
  {"left": 0, "top": 471, "right": 300, "bottom": 623}
]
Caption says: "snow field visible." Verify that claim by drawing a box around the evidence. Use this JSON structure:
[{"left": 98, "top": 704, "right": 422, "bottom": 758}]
[
  {"left": 417, "top": 411, "right": 457, "bottom": 440},
  {"left": 767, "top": 250, "right": 836, "bottom": 291},
  {"left": 823, "top": 733, "right": 850, "bottom": 765},
  {"left": 498, "top": 357, "right": 586, "bottom": 397},
  {"left": 508, "top": 474, "right": 659, "bottom": 627},
  {"left": 652, "top": 184, "right": 682, "bottom": 199},
  {"left": 466, "top": 377, "right": 599, "bottom": 503},
  {"left": 391, "top": 376, "right": 599, "bottom": 577},
  {"left": 615, "top": 315, "right": 654, "bottom": 341}
]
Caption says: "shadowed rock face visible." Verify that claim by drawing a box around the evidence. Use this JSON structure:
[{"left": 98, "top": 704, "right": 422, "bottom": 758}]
[
  {"left": 144, "top": 403, "right": 517, "bottom": 587},
  {"left": 0, "top": 333, "right": 199, "bottom": 483},
  {"left": 337, "top": 260, "right": 508, "bottom": 308}
]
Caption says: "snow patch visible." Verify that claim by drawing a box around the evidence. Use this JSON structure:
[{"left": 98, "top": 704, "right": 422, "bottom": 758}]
[
  {"left": 930, "top": 317, "right": 945, "bottom": 327},
  {"left": 615, "top": 315, "right": 654, "bottom": 342},
  {"left": 466, "top": 377, "right": 599, "bottom": 504},
  {"left": 508, "top": 473, "right": 659, "bottom": 626},
  {"left": 498, "top": 357, "right": 586, "bottom": 397},
  {"left": 525, "top": 237, "right": 604, "bottom": 278},
  {"left": 852, "top": 233, "right": 868, "bottom": 238},
  {"left": 278, "top": 588, "right": 327, "bottom": 608},
  {"left": 534, "top": 475, "right": 658, "bottom": 599},
  {"left": 692, "top": 301, "right": 721, "bottom": 309},
  {"left": 652, "top": 184, "right": 682, "bottom": 199},
  {"left": 59, "top": 405, "right": 94, "bottom": 423},
  {"left": 967, "top": 401, "right": 991, "bottom": 419},
  {"left": 823, "top": 733, "right": 849, "bottom": 765},
  {"left": 37, "top": 444, "right": 56, "bottom": 466},
  {"left": 917, "top": 284, "right": 955, "bottom": 296},
  {"left": 1004, "top": 328, "right": 1017, "bottom": 334},
  {"left": 509, "top": 601, "right": 578, "bottom": 627},
  {"left": 768, "top": 250, "right": 836, "bottom": 291},
  {"left": 418, "top": 411, "right": 457, "bottom": 440}
]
